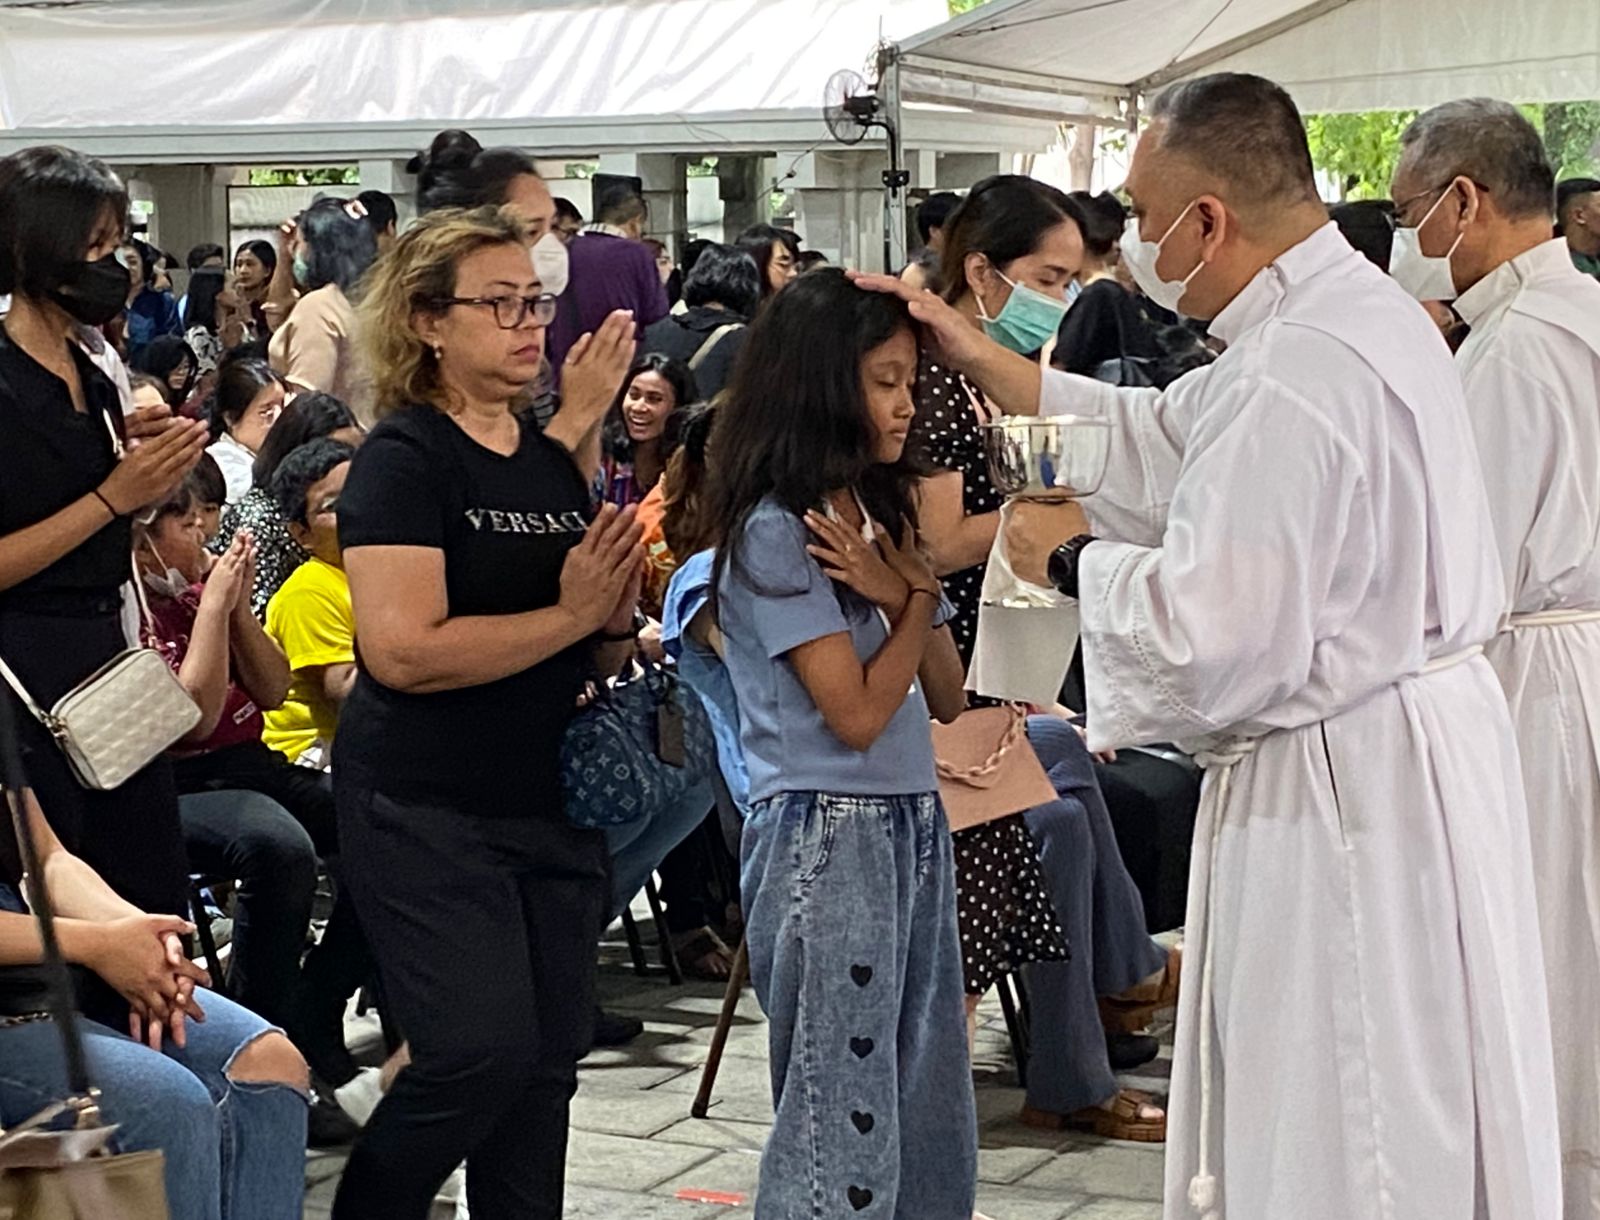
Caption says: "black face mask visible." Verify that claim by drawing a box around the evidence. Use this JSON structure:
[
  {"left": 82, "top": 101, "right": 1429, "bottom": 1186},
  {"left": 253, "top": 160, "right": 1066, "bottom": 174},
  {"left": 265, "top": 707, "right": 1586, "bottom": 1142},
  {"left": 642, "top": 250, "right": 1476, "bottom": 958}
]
[{"left": 51, "top": 253, "right": 132, "bottom": 327}]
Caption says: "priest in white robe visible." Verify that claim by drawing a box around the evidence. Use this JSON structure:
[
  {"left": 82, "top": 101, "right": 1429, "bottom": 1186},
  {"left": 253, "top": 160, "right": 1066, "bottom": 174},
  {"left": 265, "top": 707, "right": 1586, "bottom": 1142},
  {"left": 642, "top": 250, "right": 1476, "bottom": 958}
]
[
  {"left": 1391, "top": 99, "right": 1600, "bottom": 1220},
  {"left": 859, "top": 72, "right": 1560, "bottom": 1220}
]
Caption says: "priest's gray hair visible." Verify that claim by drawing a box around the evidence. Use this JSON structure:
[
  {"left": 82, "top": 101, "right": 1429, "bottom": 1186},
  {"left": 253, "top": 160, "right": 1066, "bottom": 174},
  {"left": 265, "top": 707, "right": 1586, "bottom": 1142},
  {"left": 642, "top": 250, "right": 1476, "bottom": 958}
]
[
  {"left": 1149, "top": 73, "right": 1321, "bottom": 209},
  {"left": 1401, "top": 100, "right": 1555, "bottom": 220}
]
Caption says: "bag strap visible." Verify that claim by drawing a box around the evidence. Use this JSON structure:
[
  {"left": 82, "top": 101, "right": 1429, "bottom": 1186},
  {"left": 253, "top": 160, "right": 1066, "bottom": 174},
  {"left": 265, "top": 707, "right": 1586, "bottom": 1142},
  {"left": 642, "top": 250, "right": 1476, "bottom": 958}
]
[
  {"left": 935, "top": 704, "right": 1029, "bottom": 783},
  {"left": 0, "top": 680, "right": 98, "bottom": 1115},
  {"left": 688, "top": 323, "right": 742, "bottom": 372},
  {"left": 125, "top": 553, "right": 158, "bottom": 649},
  {"left": 0, "top": 651, "right": 54, "bottom": 735}
]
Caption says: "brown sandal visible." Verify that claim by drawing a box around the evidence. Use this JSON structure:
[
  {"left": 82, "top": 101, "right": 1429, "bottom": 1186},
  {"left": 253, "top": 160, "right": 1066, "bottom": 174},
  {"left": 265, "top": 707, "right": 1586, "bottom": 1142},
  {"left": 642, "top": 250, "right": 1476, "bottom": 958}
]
[
  {"left": 672, "top": 927, "right": 735, "bottom": 981},
  {"left": 1023, "top": 1090, "right": 1166, "bottom": 1142},
  {"left": 1098, "top": 945, "right": 1182, "bottom": 1033}
]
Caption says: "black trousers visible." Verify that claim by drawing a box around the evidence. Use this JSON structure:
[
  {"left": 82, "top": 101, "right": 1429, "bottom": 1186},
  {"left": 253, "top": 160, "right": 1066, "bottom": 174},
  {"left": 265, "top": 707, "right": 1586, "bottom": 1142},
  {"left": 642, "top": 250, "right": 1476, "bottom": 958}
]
[
  {"left": 175, "top": 741, "right": 372, "bottom": 1081},
  {"left": 331, "top": 775, "right": 608, "bottom": 1220},
  {"left": 1093, "top": 749, "right": 1202, "bottom": 934}
]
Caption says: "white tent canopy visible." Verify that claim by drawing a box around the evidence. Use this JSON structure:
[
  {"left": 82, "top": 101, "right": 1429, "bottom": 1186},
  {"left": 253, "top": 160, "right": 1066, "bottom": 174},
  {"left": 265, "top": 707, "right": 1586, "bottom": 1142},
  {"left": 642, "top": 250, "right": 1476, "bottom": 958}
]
[
  {"left": 0, "top": 0, "right": 951, "bottom": 160},
  {"left": 894, "top": 0, "right": 1600, "bottom": 122}
]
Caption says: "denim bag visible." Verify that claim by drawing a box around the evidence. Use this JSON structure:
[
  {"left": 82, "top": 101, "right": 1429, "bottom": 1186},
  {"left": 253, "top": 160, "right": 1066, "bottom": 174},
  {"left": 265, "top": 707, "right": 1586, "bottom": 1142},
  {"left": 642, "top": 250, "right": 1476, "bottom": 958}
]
[{"left": 561, "top": 660, "right": 715, "bottom": 828}]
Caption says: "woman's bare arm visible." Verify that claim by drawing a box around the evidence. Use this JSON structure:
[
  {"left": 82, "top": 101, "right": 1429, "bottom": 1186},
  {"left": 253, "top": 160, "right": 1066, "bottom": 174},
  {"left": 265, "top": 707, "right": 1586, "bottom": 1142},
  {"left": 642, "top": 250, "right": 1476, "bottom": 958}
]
[{"left": 917, "top": 473, "right": 1000, "bottom": 576}]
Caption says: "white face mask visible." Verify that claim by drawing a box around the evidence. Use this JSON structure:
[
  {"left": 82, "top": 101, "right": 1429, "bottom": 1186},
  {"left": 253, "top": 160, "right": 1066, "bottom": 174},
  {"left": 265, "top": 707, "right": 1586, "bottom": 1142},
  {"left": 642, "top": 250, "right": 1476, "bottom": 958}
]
[
  {"left": 531, "top": 231, "right": 570, "bottom": 298},
  {"left": 139, "top": 541, "right": 190, "bottom": 600},
  {"left": 1389, "top": 187, "right": 1464, "bottom": 302},
  {"left": 1119, "top": 200, "right": 1206, "bottom": 314}
]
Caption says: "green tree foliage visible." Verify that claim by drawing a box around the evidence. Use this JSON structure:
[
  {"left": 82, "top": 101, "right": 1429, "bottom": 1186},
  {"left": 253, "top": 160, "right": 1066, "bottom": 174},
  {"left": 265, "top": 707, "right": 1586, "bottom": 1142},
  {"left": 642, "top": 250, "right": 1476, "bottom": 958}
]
[
  {"left": 247, "top": 166, "right": 359, "bottom": 187},
  {"left": 948, "top": 0, "right": 989, "bottom": 13},
  {"left": 1305, "top": 103, "right": 1600, "bottom": 200},
  {"left": 1304, "top": 110, "right": 1415, "bottom": 199},
  {"left": 1541, "top": 101, "right": 1600, "bottom": 177}
]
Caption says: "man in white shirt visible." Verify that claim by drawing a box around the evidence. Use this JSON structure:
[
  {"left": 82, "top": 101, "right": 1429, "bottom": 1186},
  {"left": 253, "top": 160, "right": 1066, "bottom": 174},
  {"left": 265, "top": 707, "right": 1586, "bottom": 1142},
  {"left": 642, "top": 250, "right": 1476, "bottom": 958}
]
[
  {"left": 1390, "top": 99, "right": 1600, "bottom": 1220},
  {"left": 862, "top": 71, "right": 1559, "bottom": 1220}
]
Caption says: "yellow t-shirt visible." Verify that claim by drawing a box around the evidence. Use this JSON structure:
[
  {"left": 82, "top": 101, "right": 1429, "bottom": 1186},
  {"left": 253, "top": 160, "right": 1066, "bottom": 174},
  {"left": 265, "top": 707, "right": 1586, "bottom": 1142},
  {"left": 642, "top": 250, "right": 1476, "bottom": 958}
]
[{"left": 263, "top": 557, "right": 353, "bottom": 762}]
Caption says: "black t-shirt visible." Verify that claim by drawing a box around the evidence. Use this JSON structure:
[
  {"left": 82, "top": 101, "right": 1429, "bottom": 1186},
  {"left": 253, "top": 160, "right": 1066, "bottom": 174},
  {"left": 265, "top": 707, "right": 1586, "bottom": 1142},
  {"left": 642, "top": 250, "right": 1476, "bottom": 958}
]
[
  {"left": 639, "top": 306, "right": 750, "bottom": 401},
  {"left": 335, "top": 404, "right": 592, "bottom": 814},
  {"left": 1053, "top": 279, "right": 1164, "bottom": 378},
  {"left": 0, "top": 325, "right": 129, "bottom": 611}
]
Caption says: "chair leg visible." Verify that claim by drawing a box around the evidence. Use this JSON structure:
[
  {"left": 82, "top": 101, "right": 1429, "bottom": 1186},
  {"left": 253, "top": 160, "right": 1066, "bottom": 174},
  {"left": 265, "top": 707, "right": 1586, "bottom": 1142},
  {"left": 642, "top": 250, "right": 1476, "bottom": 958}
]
[
  {"left": 644, "top": 875, "right": 683, "bottom": 985},
  {"left": 692, "top": 937, "right": 749, "bottom": 1119},
  {"left": 621, "top": 907, "right": 650, "bottom": 978},
  {"left": 188, "top": 882, "right": 228, "bottom": 998},
  {"left": 996, "top": 971, "right": 1029, "bottom": 1089}
]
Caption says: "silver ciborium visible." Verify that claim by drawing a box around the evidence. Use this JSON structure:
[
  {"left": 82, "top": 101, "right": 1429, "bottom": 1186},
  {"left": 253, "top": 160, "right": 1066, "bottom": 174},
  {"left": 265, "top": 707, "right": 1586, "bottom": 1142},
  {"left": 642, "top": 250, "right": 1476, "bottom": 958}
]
[{"left": 980, "top": 416, "right": 1112, "bottom": 608}]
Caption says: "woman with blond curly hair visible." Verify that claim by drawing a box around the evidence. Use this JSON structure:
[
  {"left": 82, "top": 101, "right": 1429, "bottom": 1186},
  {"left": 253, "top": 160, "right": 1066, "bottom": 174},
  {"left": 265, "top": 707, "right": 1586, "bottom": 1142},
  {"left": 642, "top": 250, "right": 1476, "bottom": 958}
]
[{"left": 329, "top": 206, "right": 639, "bottom": 1220}]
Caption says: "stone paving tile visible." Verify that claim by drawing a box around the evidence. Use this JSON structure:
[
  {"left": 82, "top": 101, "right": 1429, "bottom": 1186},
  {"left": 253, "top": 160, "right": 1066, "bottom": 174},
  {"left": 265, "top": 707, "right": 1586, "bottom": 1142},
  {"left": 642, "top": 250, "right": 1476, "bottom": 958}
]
[
  {"left": 650, "top": 1046, "right": 772, "bottom": 1099},
  {"left": 978, "top": 1144, "right": 1059, "bottom": 1185},
  {"left": 569, "top": 1089, "right": 703, "bottom": 1139},
  {"left": 1068, "top": 1197, "right": 1164, "bottom": 1220},
  {"left": 653, "top": 1115, "right": 772, "bottom": 1152},
  {"left": 563, "top": 1182, "right": 745, "bottom": 1218},
  {"left": 566, "top": 1130, "right": 721, "bottom": 1193},
  {"left": 973, "top": 1185, "right": 1090, "bottom": 1220},
  {"left": 651, "top": 1149, "right": 764, "bottom": 1201},
  {"left": 1014, "top": 1137, "right": 1166, "bottom": 1201}
]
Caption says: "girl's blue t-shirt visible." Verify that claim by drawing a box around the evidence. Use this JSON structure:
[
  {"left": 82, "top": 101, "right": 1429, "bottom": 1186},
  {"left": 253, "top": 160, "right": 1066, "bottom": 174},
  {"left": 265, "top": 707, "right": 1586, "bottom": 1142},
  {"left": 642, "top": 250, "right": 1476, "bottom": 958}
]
[{"left": 715, "top": 497, "right": 939, "bottom": 805}]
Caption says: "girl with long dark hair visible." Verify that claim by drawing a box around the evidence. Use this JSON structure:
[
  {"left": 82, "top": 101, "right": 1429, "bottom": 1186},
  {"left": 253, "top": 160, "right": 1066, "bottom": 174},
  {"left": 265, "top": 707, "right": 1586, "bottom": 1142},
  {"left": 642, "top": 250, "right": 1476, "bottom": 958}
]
[{"left": 705, "top": 268, "right": 976, "bottom": 1217}]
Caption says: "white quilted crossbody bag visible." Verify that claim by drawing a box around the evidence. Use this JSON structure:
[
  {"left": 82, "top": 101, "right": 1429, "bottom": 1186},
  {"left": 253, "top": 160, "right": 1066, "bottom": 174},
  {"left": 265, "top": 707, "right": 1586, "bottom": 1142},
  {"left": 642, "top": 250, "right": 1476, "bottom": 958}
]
[{"left": 0, "top": 415, "right": 201, "bottom": 790}]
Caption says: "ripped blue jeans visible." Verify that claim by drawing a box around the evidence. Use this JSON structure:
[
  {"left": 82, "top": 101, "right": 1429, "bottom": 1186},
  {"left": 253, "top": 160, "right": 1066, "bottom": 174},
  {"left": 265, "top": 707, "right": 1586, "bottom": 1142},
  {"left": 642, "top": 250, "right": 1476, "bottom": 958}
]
[
  {"left": 0, "top": 991, "right": 308, "bottom": 1220},
  {"left": 742, "top": 791, "right": 977, "bottom": 1220}
]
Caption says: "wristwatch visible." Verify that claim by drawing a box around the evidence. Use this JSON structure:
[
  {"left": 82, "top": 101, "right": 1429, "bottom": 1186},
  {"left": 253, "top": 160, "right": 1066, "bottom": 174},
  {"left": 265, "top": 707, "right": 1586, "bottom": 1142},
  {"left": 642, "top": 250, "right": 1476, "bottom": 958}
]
[{"left": 1046, "top": 534, "right": 1097, "bottom": 599}]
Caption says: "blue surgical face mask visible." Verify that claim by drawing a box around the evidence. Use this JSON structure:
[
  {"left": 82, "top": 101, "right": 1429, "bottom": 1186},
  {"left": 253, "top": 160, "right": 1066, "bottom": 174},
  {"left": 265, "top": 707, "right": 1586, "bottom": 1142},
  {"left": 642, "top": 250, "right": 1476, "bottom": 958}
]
[
  {"left": 291, "top": 253, "right": 311, "bottom": 289},
  {"left": 976, "top": 268, "right": 1070, "bottom": 354},
  {"left": 1066, "top": 279, "right": 1084, "bottom": 305}
]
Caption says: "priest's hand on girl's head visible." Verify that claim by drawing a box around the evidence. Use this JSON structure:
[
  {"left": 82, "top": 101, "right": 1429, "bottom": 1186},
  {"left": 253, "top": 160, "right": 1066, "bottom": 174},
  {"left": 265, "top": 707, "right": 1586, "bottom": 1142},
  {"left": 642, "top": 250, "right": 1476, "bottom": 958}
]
[
  {"left": 1004, "top": 498, "right": 1089, "bottom": 589},
  {"left": 847, "top": 269, "right": 986, "bottom": 370},
  {"left": 804, "top": 509, "right": 910, "bottom": 616}
]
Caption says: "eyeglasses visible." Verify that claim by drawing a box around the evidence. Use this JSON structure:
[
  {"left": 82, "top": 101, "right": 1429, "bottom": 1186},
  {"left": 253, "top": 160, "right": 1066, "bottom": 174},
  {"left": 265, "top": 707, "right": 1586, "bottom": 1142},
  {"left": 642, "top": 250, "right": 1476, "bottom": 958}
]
[
  {"left": 433, "top": 293, "right": 558, "bottom": 329},
  {"left": 1393, "top": 179, "right": 1491, "bottom": 227}
]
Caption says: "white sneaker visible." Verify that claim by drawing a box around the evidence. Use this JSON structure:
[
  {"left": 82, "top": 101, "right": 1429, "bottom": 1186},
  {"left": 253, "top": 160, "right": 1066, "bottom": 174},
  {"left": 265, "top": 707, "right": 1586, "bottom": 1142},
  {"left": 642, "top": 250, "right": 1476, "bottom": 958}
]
[{"left": 331, "top": 1067, "right": 384, "bottom": 1126}]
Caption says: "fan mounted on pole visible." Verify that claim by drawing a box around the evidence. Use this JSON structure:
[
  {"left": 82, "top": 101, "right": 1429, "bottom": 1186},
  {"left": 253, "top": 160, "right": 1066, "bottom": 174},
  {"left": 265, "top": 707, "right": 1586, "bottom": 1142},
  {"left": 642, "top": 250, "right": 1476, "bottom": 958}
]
[{"left": 821, "top": 60, "right": 910, "bottom": 272}]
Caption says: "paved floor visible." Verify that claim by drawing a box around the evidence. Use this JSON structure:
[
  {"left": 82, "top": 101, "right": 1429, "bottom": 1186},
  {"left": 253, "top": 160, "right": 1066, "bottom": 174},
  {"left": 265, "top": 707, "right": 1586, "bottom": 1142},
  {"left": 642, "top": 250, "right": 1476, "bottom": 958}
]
[{"left": 304, "top": 929, "right": 1172, "bottom": 1220}]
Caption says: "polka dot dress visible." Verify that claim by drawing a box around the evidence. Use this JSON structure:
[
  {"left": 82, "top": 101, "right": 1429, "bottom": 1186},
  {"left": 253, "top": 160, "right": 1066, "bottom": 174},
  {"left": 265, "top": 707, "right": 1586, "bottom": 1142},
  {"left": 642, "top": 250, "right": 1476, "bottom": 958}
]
[
  {"left": 911, "top": 344, "right": 1069, "bottom": 995},
  {"left": 908, "top": 349, "right": 1001, "bottom": 666}
]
